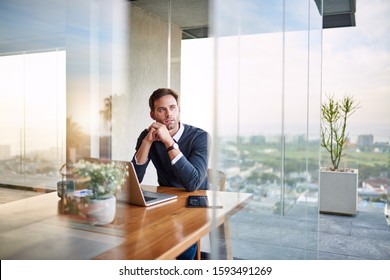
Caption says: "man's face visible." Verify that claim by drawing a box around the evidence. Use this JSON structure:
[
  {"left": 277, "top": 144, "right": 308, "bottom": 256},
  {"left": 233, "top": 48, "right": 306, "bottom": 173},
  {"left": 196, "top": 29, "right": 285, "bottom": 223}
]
[{"left": 151, "top": 94, "right": 180, "bottom": 132}]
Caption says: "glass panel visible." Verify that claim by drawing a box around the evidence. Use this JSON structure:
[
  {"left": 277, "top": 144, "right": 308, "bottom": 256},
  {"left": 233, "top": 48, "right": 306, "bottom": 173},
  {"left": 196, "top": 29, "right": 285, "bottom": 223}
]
[
  {"left": 0, "top": 55, "right": 24, "bottom": 186},
  {"left": 0, "top": 0, "right": 131, "bottom": 189},
  {"left": 0, "top": 0, "right": 67, "bottom": 190},
  {"left": 64, "top": 0, "right": 130, "bottom": 163},
  {"left": 322, "top": 0, "right": 390, "bottom": 214},
  {"left": 0, "top": 51, "right": 65, "bottom": 190},
  {"left": 208, "top": 0, "right": 322, "bottom": 259},
  {"left": 0, "top": 0, "right": 324, "bottom": 261},
  {"left": 307, "top": 0, "right": 322, "bottom": 257},
  {"left": 24, "top": 51, "right": 66, "bottom": 189},
  {"left": 282, "top": 0, "right": 321, "bottom": 259}
]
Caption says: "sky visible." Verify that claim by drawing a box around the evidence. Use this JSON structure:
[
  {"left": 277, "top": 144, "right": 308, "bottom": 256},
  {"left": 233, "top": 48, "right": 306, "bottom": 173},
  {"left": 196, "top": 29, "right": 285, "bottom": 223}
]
[
  {"left": 322, "top": 0, "right": 390, "bottom": 141},
  {"left": 181, "top": 0, "right": 390, "bottom": 143}
]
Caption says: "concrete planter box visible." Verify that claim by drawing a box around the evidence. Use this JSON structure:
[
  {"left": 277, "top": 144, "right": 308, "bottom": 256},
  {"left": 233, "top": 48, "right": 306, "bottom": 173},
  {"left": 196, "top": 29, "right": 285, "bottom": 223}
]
[{"left": 319, "top": 169, "right": 358, "bottom": 215}]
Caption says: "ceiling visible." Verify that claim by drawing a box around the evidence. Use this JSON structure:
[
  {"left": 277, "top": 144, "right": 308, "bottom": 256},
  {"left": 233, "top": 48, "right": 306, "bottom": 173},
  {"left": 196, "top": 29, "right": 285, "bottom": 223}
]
[
  {"left": 130, "top": 0, "right": 208, "bottom": 39},
  {"left": 130, "top": 0, "right": 357, "bottom": 39},
  {"left": 320, "top": 0, "right": 356, "bottom": 28},
  {"left": 0, "top": 0, "right": 357, "bottom": 55}
]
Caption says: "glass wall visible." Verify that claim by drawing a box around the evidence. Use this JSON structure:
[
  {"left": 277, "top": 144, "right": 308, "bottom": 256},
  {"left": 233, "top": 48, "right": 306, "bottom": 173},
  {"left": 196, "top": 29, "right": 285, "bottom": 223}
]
[
  {"left": 0, "top": 0, "right": 130, "bottom": 190},
  {"left": 0, "top": 0, "right": 66, "bottom": 190},
  {"left": 0, "top": 51, "right": 63, "bottom": 188},
  {"left": 0, "top": 0, "right": 322, "bottom": 259},
  {"left": 208, "top": 0, "right": 322, "bottom": 259}
]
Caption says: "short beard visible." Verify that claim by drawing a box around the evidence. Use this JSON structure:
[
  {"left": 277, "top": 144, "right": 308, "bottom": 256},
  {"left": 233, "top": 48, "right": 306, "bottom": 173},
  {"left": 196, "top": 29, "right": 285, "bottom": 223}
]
[
  {"left": 166, "top": 120, "right": 179, "bottom": 131},
  {"left": 166, "top": 123, "right": 175, "bottom": 130}
]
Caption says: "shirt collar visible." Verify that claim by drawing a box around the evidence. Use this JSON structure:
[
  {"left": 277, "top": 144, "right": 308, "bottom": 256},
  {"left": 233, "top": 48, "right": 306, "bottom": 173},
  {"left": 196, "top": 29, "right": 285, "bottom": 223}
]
[{"left": 172, "top": 122, "right": 184, "bottom": 142}]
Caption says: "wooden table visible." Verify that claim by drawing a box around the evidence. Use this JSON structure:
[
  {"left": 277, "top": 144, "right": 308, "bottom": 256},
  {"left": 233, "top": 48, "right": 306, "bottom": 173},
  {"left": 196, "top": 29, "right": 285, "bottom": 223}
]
[{"left": 0, "top": 186, "right": 252, "bottom": 260}]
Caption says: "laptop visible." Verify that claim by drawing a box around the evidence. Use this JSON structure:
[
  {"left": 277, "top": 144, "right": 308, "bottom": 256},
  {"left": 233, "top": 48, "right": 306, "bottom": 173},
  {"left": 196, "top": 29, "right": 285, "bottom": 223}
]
[{"left": 116, "top": 162, "right": 177, "bottom": 206}]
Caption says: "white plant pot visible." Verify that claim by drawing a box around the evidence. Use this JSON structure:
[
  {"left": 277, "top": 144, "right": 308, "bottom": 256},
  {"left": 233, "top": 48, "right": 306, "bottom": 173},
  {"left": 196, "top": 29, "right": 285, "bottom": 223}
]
[
  {"left": 86, "top": 195, "right": 116, "bottom": 225},
  {"left": 319, "top": 169, "right": 358, "bottom": 215}
]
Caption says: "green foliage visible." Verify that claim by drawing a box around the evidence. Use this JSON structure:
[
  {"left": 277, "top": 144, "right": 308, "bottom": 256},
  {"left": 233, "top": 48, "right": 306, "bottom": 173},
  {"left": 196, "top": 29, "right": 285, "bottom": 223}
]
[
  {"left": 321, "top": 94, "right": 360, "bottom": 171},
  {"left": 72, "top": 160, "right": 128, "bottom": 199}
]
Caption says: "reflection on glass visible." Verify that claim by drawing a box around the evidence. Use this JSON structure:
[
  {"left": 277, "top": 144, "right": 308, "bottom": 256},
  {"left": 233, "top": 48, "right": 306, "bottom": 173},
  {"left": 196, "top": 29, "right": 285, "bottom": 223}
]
[
  {"left": 0, "top": 51, "right": 66, "bottom": 189},
  {"left": 206, "top": 0, "right": 322, "bottom": 259},
  {"left": 1, "top": 0, "right": 324, "bottom": 260}
]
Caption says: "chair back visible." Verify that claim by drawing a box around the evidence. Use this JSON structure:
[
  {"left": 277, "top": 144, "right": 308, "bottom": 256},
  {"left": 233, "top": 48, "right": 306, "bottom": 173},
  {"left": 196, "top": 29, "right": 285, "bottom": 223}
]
[{"left": 207, "top": 169, "right": 226, "bottom": 191}]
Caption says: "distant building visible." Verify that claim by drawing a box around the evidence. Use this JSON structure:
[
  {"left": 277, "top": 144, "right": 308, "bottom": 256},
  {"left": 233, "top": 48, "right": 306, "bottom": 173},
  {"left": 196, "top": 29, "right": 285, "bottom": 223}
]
[
  {"left": 362, "top": 177, "right": 389, "bottom": 193},
  {"left": 357, "top": 134, "right": 374, "bottom": 147},
  {"left": 373, "top": 141, "right": 390, "bottom": 153}
]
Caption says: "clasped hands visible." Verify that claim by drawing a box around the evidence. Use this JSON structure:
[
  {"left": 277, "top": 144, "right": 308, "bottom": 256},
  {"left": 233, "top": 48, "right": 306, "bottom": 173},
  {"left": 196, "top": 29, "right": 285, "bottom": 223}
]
[{"left": 146, "top": 122, "right": 172, "bottom": 145}]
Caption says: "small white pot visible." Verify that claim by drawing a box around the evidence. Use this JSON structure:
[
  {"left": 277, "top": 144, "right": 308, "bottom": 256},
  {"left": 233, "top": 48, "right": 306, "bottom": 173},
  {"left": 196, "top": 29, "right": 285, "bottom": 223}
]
[{"left": 86, "top": 195, "right": 116, "bottom": 225}]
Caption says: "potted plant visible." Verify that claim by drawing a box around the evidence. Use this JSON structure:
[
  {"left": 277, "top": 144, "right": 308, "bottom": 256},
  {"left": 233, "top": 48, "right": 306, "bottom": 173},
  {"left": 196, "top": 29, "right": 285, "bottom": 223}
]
[
  {"left": 72, "top": 159, "right": 128, "bottom": 225},
  {"left": 320, "top": 94, "right": 360, "bottom": 215}
]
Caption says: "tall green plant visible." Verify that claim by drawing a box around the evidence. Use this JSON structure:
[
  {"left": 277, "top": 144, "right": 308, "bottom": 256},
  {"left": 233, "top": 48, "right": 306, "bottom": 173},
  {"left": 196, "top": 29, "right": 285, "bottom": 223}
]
[{"left": 321, "top": 95, "right": 360, "bottom": 171}]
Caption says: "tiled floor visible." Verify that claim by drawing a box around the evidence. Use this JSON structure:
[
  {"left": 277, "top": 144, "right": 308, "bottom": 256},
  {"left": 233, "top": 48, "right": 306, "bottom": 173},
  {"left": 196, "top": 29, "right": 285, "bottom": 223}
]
[
  {"left": 229, "top": 202, "right": 390, "bottom": 260},
  {"left": 2, "top": 187, "right": 389, "bottom": 260},
  {"left": 318, "top": 211, "right": 390, "bottom": 259}
]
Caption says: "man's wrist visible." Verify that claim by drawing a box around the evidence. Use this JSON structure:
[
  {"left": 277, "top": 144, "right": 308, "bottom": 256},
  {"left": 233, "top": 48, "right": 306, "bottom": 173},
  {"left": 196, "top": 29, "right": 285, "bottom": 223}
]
[
  {"left": 164, "top": 138, "right": 175, "bottom": 149},
  {"left": 142, "top": 137, "right": 154, "bottom": 146},
  {"left": 166, "top": 142, "right": 179, "bottom": 152}
]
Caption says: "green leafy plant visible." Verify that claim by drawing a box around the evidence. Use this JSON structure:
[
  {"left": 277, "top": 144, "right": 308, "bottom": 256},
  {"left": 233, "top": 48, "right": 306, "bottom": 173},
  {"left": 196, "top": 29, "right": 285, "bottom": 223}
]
[
  {"left": 72, "top": 160, "right": 128, "bottom": 199},
  {"left": 321, "top": 94, "right": 360, "bottom": 171}
]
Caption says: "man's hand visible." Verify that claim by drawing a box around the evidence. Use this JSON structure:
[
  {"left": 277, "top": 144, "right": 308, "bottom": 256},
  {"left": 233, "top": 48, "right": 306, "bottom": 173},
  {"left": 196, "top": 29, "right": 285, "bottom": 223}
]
[
  {"left": 148, "top": 122, "right": 174, "bottom": 147},
  {"left": 145, "top": 125, "right": 158, "bottom": 143},
  {"left": 136, "top": 122, "right": 177, "bottom": 165}
]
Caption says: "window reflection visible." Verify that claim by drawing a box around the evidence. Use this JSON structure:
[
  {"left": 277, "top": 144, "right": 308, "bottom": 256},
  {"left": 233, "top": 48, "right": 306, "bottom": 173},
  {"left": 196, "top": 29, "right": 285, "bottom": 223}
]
[
  {"left": 2, "top": 0, "right": 387, "bottom": 261},
  {"left": 182, "top": 0, "right": 322, "bottom": 259},
  {"left": 0, "top": 51, "right": 66, "bottom": 189}
]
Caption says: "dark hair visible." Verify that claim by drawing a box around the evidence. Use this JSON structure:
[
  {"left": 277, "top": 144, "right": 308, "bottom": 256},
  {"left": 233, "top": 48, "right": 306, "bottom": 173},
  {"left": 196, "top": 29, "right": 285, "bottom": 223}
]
[{"left": 149, "top": 88, "right": 179, "bottom": 111}]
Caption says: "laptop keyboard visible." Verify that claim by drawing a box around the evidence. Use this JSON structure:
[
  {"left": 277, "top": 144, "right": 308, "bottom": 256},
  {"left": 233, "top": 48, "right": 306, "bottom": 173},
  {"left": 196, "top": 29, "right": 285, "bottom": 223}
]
[{"left": 144, "top": 196, "right": 157, "bottom": 202}]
